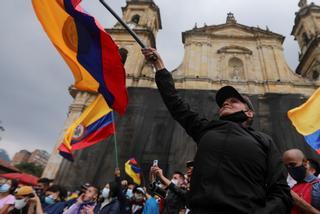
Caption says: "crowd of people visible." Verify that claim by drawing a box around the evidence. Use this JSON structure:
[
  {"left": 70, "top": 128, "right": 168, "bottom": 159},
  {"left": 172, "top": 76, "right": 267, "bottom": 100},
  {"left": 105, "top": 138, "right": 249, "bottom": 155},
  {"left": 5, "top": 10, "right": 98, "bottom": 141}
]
[
  {"left": 0, "top": 152, "right": 319, "bottom": 214},
  {"left": 0, "top": 161, "right": 194, "bottom": 214}
]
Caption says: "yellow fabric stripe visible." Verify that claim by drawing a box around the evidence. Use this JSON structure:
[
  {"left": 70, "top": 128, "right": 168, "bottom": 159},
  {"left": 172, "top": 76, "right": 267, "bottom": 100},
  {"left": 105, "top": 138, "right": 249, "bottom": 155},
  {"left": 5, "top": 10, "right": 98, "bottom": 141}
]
[
  {"left": 62, "top": 95, "right": 112, "bottom": 150},
  {"left": 288, "top": 87, "right": 320, "bottom": 136},
  {"left": 125, "top": 160, "right": 141, "bottom": 185},
  {"left": 32, "top": 0, "right": 98, "bottom": 91}
]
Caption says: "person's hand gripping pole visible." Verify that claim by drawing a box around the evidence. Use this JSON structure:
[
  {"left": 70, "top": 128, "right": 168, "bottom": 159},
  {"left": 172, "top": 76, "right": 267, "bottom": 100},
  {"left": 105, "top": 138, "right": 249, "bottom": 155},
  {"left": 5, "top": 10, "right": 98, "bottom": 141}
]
[{"left": 141, "top": 48, "right": 165, "bottom": 71}]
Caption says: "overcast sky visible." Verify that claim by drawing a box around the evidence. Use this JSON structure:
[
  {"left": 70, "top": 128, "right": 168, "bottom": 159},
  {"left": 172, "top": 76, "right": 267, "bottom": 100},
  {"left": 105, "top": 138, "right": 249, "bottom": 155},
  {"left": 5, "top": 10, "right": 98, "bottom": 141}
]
[{"left": 0, "top": 0, "right": 317, "bottom": 159}]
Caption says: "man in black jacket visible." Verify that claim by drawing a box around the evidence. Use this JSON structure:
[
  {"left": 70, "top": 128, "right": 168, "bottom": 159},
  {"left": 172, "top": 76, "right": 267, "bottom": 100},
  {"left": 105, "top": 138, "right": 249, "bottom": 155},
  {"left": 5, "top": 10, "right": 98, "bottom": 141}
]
[
  {"left": 151, "top": 166, "right": 187, "bottom": 214},
  {"left": 142, "top": 48, "right": 292, "bottom": 214}
]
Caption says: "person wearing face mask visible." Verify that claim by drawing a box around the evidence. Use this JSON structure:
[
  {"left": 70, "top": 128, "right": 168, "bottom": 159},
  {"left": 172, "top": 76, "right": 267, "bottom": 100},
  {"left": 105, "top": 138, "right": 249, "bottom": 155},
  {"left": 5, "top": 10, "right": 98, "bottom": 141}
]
[
  {"left": 91, "top": 182, "right": 120, "bottom": 214},
  {"left": 308, "top": 158, "right": 320, "bottom": 178},
  {"left": 151, "top": 166, "right": 187, "bottom": 214},
  {"left": 283, "top": 149, "right": 320, "bottom": 214},
  {"left": 0, "top": 179, "right": 15, "bottom": 213},
  {"left": 9, "top": 186, "right": 43, "bottom": 214},
  {"left": 142, "top": 48, "right": 292, "bottom": 214},
  {"left": 43, "top": 185, "right": 68, "bottom": 214},
  {"left": 63, "top": 185, "right": 99, "bottom": 214},
  {"left": 131, "top": 187, "right": 145, "bottom": 214},
  {"left": 35, "top": 177, "right": 53, "bottom": 205}
]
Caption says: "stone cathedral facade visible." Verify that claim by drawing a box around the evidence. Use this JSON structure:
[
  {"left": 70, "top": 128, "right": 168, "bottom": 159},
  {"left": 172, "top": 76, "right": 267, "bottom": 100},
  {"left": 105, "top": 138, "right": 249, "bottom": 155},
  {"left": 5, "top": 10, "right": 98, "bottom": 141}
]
[{"left": 43, "top": 0, "right": 320, "bottom": 189}]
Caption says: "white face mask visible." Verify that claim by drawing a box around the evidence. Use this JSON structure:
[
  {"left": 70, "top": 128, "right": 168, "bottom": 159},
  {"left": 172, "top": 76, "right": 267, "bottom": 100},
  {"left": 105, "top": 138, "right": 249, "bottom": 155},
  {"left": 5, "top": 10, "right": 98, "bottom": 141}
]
[
  {"left": 14, "top": 198, "right": 27, "bottom": 210},
  {"left": 171, "top": 179, "right": 178, "bottom": 186},
  {"left": 134, "top": 193, "right": 144, "bottom": 201},
  {"left": 102, "top": 187, "right": 110, "bottom": 199}
]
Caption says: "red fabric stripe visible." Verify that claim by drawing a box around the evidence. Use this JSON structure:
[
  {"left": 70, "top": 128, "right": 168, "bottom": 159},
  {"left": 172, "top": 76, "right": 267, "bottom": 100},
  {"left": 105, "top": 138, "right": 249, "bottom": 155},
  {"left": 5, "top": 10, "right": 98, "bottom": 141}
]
[
  {"left": 58, "top": 143, "right": 71, "bottom": 154},
  {"left": 100, "top": 31, "right": 128, "bottom": 115},
  {"left": 72, "top": 123, "right": 114, "bottom": 150},
  {"left": 130, "top": 158, "right": 138, "bottom": 165},
  {"left": 70, "top": 0, "right": 81, "bottom": 8}
]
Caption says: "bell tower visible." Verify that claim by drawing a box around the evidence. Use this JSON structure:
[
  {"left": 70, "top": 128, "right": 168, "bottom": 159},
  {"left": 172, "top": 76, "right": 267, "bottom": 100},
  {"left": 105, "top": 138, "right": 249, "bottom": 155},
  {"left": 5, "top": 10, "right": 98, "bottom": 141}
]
[
  {"left": 108, "top": 0, "right": 162, "bottom": 87},
  {"left": 292, "top": 0, "right": 320, "bottom": 80}
]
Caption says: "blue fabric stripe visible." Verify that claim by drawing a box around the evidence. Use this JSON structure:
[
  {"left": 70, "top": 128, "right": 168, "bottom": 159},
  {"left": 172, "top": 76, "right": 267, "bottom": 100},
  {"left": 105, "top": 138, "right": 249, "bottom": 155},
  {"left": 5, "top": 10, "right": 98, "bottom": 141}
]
[
  {"left": 304, "top": 129, "right": 320, "bottom": 151},
  {"left": 71, "top": 112, "right": 113, "bottom": 144},
  {"left": 59, "top": 151, "right": 74, "bottom": 162},
  {"left": 63, "top": 0, "right": 115, "bottom": 106},
  {"left": 131, "top": 164, "right": 141, "bottom": 173}
]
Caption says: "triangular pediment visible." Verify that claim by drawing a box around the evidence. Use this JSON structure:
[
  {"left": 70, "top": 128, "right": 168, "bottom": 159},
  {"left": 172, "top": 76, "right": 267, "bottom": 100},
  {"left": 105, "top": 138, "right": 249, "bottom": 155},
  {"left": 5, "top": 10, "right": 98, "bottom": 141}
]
[
  {"left": 182, "top": 23, "right": 284, "bottom": 43},
  {"left": 208, "top": 26, "right": 254, "bottom": 37}
]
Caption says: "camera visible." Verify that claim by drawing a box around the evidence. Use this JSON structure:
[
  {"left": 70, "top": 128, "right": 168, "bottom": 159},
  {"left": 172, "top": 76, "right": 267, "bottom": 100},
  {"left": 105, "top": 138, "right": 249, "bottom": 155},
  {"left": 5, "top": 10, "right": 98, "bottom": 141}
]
[{"left": 148, "top": 181, "right": 167, "bottom": 199}]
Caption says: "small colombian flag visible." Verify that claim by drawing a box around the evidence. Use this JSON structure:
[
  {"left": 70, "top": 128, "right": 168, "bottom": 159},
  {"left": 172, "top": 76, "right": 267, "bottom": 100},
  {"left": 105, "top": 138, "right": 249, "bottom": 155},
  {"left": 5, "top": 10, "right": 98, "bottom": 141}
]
[{"left": 125, "top": 158, "right": 141, "bottom": 185}]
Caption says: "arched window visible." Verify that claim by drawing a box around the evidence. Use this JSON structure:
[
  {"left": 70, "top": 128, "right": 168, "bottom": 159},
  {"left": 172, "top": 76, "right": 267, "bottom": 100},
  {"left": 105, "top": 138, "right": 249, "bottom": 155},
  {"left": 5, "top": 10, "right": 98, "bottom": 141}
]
[
  {"left": 118, "top": 48, "right": 128, "bottom": 64},
  {"left": 228, "top": 57, "right": 245, "bottom": 80},
  {"left": 312, "top": 71, "right": 319, "bottom": 80},
  {"left": 131, "top": 15, "right": 140, "bottom": 24},
  {"left": 302, "top": 32, "right": 310, "bottom": 46}
]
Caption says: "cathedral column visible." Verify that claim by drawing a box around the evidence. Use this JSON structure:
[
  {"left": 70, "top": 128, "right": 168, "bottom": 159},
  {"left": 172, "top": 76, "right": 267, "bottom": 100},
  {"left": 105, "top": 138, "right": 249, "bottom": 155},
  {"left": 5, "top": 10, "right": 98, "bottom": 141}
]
[{"left": 42, "top": 89, "right": 96, "bottom": 179}]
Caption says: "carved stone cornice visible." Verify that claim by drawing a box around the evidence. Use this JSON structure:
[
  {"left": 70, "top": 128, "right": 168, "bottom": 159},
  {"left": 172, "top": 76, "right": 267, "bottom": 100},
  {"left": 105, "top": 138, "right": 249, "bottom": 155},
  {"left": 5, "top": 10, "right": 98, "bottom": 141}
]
[
  {"left": 182, "top": 23, "right": 284, "bottom": 44},
  {"left": 217, "top": 45, "right": 252, "bottom": 55},
  {"left": 184, "top": 41, "right": 212, "bottom": 47},
  {"left": 106, "top": 28, "right": 157, "bottom": 48},
  {"left": 68, "top": 86, "right": 97, "bottom": 99},
  {"left": 183, "top": 31, "right": 283, "bottom": 44},
  {"left": 125, "top": 75, "right": 319, "bottom": 93}
]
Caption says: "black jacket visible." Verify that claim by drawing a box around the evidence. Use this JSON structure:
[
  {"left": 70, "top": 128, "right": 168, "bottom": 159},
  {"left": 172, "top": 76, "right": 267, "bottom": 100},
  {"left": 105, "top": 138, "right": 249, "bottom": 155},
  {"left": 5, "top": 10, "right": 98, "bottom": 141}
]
[
  {"left": 155, "top": 69, "right": 292, "bottom": 214},
  {"left": 94, "top": 199, "right": 120, "bottom": 214},
  {"left": 163, "top": 183, "right": 188, "bottom": 214}
]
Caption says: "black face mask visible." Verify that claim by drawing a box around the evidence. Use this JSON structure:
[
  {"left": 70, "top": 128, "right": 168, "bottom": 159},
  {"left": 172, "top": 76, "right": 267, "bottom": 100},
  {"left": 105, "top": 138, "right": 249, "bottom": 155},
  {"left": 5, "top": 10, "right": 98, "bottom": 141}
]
[
  {"left": 287, "top": 165, "right": 307, "bottom": 183},
  {"left": 220, "top": 111, "right": 249, "bottom": 123}
]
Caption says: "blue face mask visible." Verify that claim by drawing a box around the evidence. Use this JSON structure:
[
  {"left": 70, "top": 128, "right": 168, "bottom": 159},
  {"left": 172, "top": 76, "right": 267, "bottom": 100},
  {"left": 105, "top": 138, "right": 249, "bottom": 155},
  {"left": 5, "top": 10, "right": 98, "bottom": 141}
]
[
  {"left": 0, "top": 184, "right": 11, "bottom": 193},
  {"left": 126, "top": 189, "right": 133, "bottom": 199},
  {"left": 45, "top": 195, "right": 55, "bottom": 205}
]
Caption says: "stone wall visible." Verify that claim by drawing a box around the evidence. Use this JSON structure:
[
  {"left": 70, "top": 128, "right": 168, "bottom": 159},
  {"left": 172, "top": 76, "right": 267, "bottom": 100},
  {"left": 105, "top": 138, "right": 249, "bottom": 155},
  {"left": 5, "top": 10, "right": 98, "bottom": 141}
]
[{"left": 54, "top": 87, "right": 319, "bottom": 190}]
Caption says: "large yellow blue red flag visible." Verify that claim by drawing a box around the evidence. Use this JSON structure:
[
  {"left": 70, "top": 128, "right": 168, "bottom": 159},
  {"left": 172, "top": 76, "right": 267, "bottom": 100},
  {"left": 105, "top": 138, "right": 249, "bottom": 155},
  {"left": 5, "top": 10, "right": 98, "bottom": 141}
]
[
  {"left": 59, "top": 95, "right": 114, "bottom": 160},
  {"left": 288, "top": 88, "right": 320, "bottom": 154},
  {"left": 125, "top": 158, "right": 141, "bottom": 185},
  {"left": 32, "top": 0, "right": 128, "bottom": 115}
]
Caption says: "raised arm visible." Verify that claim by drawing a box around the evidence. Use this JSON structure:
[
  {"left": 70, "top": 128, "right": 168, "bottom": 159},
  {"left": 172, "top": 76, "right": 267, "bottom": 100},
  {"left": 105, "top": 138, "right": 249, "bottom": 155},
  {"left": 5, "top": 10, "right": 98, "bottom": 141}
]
[{"left": 142, "top": 48, "right": 209, "bottom": 143}]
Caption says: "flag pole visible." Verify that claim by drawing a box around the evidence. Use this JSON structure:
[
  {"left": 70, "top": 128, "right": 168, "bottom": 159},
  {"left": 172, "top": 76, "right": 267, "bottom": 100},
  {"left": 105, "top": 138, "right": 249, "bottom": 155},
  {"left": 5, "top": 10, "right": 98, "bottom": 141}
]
[
  {"left": 99, "top": 0, "right": 146, "bottom": 48},
  {"left": 111, "top": 112, "right": 119, "bottom": 169},
  {"left": 99, "top": 0, "right": 157, "bottom": 61}
]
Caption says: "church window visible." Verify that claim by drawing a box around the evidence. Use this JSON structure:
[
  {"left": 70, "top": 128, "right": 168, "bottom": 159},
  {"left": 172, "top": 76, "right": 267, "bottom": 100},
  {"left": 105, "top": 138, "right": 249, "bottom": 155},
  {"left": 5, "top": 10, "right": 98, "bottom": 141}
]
[
  {"left": 131, "top": 15, "right": 140, "bottom": 24},
  {"left": 312, "top": 71, "right": 319, "bottom": 80},
  {"left": 119, "top": 48, "right": 128, "bottom": 64},
  {"left": 302, "top": 32, "right": 310, "bottom": 45},
  {"left": 228, "top": 57, "right": 245, "bottom": 80}
]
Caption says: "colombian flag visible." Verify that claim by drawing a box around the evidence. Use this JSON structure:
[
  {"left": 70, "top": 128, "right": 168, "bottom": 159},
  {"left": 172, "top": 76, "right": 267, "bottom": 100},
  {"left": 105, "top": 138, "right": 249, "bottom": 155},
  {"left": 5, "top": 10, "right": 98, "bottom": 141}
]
[
  {"left": 125, "top": 158, "right": 141, "bottom": 185},
  {"left": 58, "top": 95, "right": 115, "bottom": 160},
  {"left": 32, "top": 0, "right": 128, "bottom": 115},
  {"left": 288, "top": 88, "right": 320, "bottom": 154}
]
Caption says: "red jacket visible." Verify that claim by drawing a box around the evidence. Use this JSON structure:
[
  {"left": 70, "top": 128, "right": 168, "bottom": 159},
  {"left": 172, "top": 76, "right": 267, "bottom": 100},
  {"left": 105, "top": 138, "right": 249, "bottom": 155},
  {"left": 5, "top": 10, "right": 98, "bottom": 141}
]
[{"left": 291, "top": 179, "right": 320, "bottom": 214}]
